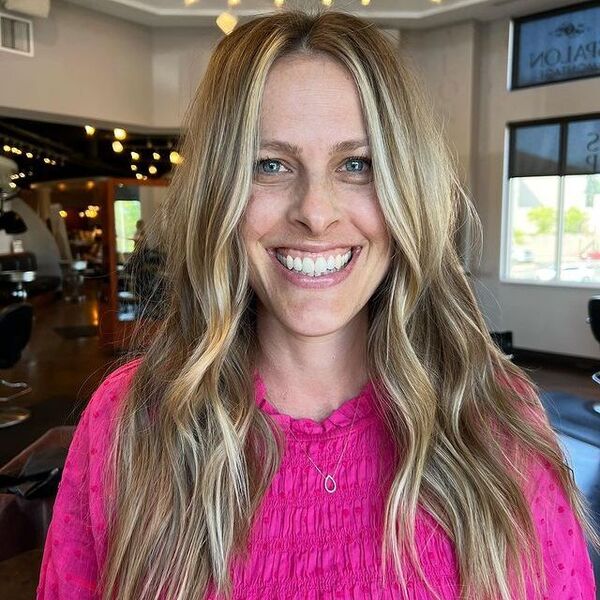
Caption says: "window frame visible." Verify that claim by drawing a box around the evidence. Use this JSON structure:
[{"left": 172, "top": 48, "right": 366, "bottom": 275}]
[
  {"left": 509, "top": 0, "right": 600, "bottom": 91},
  {"left": 501, "top": 112, "right": 600, "bottom": 289}
]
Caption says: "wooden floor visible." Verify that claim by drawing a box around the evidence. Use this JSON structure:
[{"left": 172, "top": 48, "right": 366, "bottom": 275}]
[{"left": 1, "top": 285, "right": 599, "bottom": 599}]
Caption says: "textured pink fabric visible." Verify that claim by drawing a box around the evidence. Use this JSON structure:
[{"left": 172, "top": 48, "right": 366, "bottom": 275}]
[{"left": 37, "top": 360, "right": 597, "bottom": 599}]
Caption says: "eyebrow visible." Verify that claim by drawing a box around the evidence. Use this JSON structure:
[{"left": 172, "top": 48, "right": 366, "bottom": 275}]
[{"left": 259, "top": 139, "right": 370, "bottom": 155}]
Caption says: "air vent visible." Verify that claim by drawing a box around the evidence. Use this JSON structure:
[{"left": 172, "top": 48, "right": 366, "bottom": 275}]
[{"left": 0, "top": 12, "right": 33, "bottom": 56}]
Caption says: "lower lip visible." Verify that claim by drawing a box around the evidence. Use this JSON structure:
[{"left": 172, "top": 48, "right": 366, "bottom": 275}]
[{"left": 268, "top": 247, "right": 361, "bottom": 289}]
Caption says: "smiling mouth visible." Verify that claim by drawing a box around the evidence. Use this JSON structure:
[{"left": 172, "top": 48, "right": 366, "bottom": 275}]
[{"left": 273, "top": 248, "right": 356, "bottom": 277}]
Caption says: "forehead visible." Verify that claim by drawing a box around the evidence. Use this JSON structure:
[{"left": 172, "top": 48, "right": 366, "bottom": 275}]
[{"left": 259, "top": 53, "right": 367, "bottom": 145}]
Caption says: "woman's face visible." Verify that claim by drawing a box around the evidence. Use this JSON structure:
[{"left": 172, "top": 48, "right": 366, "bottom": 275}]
[{"left": 242, "top": 53, "right": 391, "bottom": 337}]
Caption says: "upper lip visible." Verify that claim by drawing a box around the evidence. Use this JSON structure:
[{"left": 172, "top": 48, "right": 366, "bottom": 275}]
[{"left": 270, "top": 244, "right": 359, "bottom": 253}]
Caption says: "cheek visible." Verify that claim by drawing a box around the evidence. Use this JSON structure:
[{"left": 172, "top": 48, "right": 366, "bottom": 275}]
[
  {"left": 351, "top": 196, "right": 390, "bottom": 249},
  {"left": 242, "top": 191, "right": 283, "bottom": 243}
]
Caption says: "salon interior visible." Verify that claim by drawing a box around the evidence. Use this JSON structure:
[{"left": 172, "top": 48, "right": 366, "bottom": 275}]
[{"left": 0, "top": 0, "right": 599, "bottom": 597}]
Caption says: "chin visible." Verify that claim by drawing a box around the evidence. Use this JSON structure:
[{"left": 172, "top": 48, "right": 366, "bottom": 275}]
[{"left": 277, "top": 306, "right": 357, "bottom": 338}]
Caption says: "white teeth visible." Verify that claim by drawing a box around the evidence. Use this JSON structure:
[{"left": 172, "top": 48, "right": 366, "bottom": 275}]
[
  {"left": 275, "top": 249, "right": 354, "bottom": 277},
  {"left": 315, "top": 257, "right": 327, "bottom": 276},
  {"left": 302, "top": 257, "right": 315, "bottom": 276}
]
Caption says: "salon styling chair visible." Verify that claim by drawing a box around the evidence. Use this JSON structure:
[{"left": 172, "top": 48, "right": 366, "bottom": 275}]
[
  {"left": 0, "top": 302, "right": 33, "bottom": 428},
  {"left": 587, "top": 296, "right": 600, "bottom": 411}
]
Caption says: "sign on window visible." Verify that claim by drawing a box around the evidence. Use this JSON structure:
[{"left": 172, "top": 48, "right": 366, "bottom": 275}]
[{"left": 511, "top": 2, "right": 600, "bottom": 89}]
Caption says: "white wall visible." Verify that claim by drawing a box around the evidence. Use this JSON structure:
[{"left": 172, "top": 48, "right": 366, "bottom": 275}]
[
  {"left": 403, "top": 17, "right": 600, "bottom": 359},
  {"left": 0, "top": 0, "right": 153, "bottom": 126},
  {"left": 401, "top": 21, "right": 479, "bottom": 191},
  {"left": 151, "top": 27, "right": 222, "bottom": 128}
]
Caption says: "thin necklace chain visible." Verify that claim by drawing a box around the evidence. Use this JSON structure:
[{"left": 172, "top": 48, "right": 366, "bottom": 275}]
[{"left": 267, "top": 391, "right": 361, "bottom": 494}]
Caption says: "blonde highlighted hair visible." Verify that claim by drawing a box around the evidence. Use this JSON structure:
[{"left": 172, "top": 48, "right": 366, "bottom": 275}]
[{"left": 101, "top": 9, "right": 599, "bottom": 599}]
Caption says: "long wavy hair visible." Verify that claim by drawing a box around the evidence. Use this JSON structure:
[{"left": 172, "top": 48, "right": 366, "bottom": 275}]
[{"left": 101, "top": 9, "right": 599, "bottom": 600}]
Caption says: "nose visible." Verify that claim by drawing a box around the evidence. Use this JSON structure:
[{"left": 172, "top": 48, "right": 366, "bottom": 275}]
[{"left": 288, "top": 176, "right": 341, "bottom": 236}]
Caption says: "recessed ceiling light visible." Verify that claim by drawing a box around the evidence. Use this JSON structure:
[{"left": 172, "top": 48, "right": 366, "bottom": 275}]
[{"left": 216, "top": 12, "right": 237, "bottom": 35}]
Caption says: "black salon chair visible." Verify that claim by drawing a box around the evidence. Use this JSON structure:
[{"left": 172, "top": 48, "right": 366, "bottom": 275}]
[
  {"left": 0, "top": 303, "right": 33, "bottom": 428},
  {"left": 587, "top": 295, "right": 600, "bottom": 411}
]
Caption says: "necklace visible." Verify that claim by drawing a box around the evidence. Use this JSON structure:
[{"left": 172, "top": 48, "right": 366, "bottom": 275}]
[{"left": 267, "top": 391, "right": 361, "bottom": 494}]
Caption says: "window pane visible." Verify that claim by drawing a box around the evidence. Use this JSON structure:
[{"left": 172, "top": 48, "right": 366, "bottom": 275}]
[
  {"left": 560, "top": 174, "right": 600, "bottom": 284},
  {"left": 114, "top": 200, "right": 141, "bottom": 256},
  {"left": 566, "top": 120, "right": 600, "bottom": 175},
  {"left": 511, "top": 124, "right": 560, "bottom": 177},
  {"left": 508, "top": 176, "right": 560, "bottom": 281},
  {"left": 513, "top": 3, "right": 600, "bottom": 88}
]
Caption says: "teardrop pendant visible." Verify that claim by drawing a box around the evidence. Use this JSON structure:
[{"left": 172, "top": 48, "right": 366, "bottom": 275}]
[{"left": 324, "top": 474, "right": 337, "bottom": 493}]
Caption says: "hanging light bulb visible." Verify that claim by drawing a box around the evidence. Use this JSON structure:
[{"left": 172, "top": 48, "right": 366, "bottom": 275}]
[
  {"left": 216, "top": 12, "right": 237, "bottom": 35},
  {"left": 3, "top": 145, "right": 10, "bottom": 152},
  {"left": 136, "top": 173, "right": 143, "bottom": 180},
  {"left": 131, "top": 151, "right": 140, "bottom": 161},
  {"left": 153, "top": 151, "right": 161, "bottom": 160},
  {"left": 26, "top": 152, "right": 33, "bottom": 158},
  {"left": 169, "top": 150, "right": 183, "bottom": 165},
  {"left": 112, "top": 141, "right": 124, "bottom": 153},
  {"left": 131, "top": 164, "right": 138, "bottom": 172},
  {"left": 84, "top": 125, "right": 96, "bottom": 136},
  {"left": 148, "top": 165, "right": 158, "bottom": 175},
  {"left": 114, "top": 128, "right": 127, "bottom": 140}
]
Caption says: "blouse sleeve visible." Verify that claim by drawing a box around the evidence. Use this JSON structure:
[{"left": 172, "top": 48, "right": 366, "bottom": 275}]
[
  {"left": 36, "top": 360, "right": 140, "bottom": 599},
  {"left": 528, "top": 457, "right": 597, "bottom": 599}
]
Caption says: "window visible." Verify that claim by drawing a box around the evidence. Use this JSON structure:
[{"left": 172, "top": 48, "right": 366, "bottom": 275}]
[
  {"left": 114, "top": 200, "right": 141, "bottom": 256},
  {"left": 510, "top": 1, "right": 600, "bottom": 90},
  {"left": 504, "top": 115, "right": 600, "bottom": 286},
  {"left": 0, "top": 12, "right": 33, "bottom": 56}
]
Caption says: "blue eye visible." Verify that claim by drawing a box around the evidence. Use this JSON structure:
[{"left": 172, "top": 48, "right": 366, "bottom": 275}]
[
  {"left": 256, "top": 159, "right": 284, "bottom": 174},
  {"left": 343, "top": 157, "right": 371, "bottom": 173}
]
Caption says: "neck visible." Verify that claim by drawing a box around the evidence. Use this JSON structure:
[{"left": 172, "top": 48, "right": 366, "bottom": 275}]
[{"left": 254, "top": 304, "right": 369, "bottom": 422}]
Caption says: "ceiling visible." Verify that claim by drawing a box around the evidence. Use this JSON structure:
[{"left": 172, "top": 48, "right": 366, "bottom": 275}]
[
  {"left": 0, "top": 117, "right": 178, "bottom": 186},
  {"left": 65, "top": 0, "right": 574, "bottom": 29}
]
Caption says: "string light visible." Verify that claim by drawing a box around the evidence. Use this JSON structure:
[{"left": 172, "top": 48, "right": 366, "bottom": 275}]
[
  {"left": 112, "top": 141, "right": 124, "bottom": 153},
  {"left": 59, "top": 210, "right": 67, "bottom": 218},
  {"left": 148, "top": 165, "right": 157, "bottom": 175},
  {"left": 131, "top": 164, "right": 138, "bottom": 171},
  {"left": 169, "top": 150, "right": 183, "bottom": 165},
  {"left": 114, "top": 128, "right": 127, "bottom": 140},
  {"left": 153, "top": 152, "right": 161, "bottom": 160},
  {"left": 131, "top": 151, "right": 140, "bottom": 161},
  {"left": 84, "top": 125, "right": 95, "bottom": 136},
  {"left": 136, "top": 173, "right": 143, "bottom": 180}
]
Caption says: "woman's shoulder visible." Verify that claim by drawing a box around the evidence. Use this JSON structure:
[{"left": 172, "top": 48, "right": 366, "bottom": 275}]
[
  {"left": 82, "top": 358, "right": 143, "bottom": 451},
  {"left": 86, "top": 358, "right": 142, "bottom": 416}
]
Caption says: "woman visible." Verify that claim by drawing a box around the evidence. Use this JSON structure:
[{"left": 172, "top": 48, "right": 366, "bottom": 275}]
[{"left": 37, "top": 10, "right": 598, "bottom": 600}]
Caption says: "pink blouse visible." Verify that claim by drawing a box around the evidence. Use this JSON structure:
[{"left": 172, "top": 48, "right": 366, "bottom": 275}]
[{"left": 37, "top": 360, "right": 596, "bottom": 599}]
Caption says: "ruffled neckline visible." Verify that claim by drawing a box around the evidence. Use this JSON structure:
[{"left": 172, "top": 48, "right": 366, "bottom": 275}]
[{"left": 253, "top": 371, "right": 377, "bottom": 438}]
